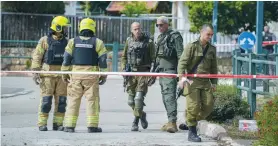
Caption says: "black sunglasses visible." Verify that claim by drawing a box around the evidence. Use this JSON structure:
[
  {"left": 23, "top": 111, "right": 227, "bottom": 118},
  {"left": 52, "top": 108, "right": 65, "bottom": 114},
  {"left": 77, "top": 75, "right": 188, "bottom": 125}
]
[{"left": 156, "top": 24, "right": 164, "bottom": 27}]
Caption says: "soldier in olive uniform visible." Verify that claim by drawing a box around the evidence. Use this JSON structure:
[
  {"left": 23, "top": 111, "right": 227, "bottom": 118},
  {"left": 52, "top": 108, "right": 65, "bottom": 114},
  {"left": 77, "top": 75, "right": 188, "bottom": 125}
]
[
  {"left": 121, "top": 22, "right": 155, "bottom": 131},
  {"left": 152, "top": 16, "right": 184, "bottom": 133},
  {"left": 262, "top": 25, "right": 276, "bottom": 75},
  {"left": 263, "top": 25, "right": 276, "bottom": 54},
  {"left": 177, "top": 24, "right": 217, "bottom": 142}
]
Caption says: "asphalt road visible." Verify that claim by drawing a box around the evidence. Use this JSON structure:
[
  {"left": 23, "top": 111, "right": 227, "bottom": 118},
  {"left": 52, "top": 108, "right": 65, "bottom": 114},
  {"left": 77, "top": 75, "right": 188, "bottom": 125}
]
[{"left": 1, "top": 77, "right": 219, "bottom": 146}]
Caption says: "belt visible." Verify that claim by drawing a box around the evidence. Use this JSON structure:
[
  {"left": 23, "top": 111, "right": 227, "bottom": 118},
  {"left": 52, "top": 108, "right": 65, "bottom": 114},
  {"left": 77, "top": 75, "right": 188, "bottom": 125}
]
[{"left": 159, "top": 68, "right": 176, "bottom": 72}]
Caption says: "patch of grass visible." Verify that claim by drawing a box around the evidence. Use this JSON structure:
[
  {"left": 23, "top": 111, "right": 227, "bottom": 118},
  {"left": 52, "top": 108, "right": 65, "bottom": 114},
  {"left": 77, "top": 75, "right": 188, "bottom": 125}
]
[
  {"left": 221, "top": 124, "right": 258, "bottom": 140},
  {"left": 211, "top": 117, "right": 258, "bottom": 140}
]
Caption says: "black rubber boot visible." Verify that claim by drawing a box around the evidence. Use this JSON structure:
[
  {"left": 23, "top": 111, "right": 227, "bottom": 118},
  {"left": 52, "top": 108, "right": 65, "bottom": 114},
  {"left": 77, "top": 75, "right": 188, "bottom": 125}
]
[
  {"left": 88, "top": 127, "right": 102, "bottom": 133},
  {"left": 131, "top": 116, "right": 140, "bottom": 131},
  {"left": 39, "top": 125, "right": 48, "bottom": 131},
  {"left": 179, "top": 123, "right": 189, "bottom": 130},
  {"left": 64, "top": 127, "right": 75, "bottom": 133},
  {"left": 140, "top": 111, "right": 148, "bottom": 129},
  {"left": 188, "top": 126, "right": 201, "bottom": 142},
  {"left": 53, "top": 123, "right": 64, "bottom": 131}
]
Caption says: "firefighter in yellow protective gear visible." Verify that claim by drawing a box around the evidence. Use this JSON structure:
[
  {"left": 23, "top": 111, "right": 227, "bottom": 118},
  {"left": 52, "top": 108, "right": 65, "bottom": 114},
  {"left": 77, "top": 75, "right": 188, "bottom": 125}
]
[
  {"left": 31, "top": 16, "right": 71, "bottom": 131},
  {"left": 61, "top": 18, "right": 108, "bottom": 133}
]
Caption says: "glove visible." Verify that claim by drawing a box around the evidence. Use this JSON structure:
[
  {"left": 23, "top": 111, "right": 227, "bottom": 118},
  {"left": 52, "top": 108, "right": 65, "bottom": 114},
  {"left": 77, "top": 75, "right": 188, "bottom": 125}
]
[
  {"left": 32, "top": 73, "right": 41, "bottom": 85},
  {"left": 32, "top": 68, "right": 41, "bottom": 85},
  {"left": 62, "top": 74, "right": 70, "bottom": 83},
  {"left": 99, "top": 75, "right": 107, "bottom": 85},
  {"left": 147, "top": 77, "right": 157, "bottom": 86}
]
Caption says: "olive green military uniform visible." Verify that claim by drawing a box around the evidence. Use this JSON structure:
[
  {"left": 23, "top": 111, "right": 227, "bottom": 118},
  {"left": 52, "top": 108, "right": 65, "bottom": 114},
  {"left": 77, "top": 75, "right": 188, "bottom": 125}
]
[
  {"left": 156, "top": 29, "right": 183, "bottom": 132},
  {"left": 31, "top": 35, "right": 68, "bottom": 130},
  {"left": 177, "top": 39, "right": 218, "bottom": 127},
  {"left": 121, "top": 32, "right": 155, "bottom": 117}
]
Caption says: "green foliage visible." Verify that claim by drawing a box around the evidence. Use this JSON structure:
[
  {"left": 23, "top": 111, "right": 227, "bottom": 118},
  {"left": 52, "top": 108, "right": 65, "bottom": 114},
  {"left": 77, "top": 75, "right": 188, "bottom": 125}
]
[
  {"left": 152, "top": 1, "right": 172, "bottom": 14},
  {"left": 185, "top": 1, "right": 278, "bottom": 34},
  {"left": 25, "top": 59, "right": 31, "bottom": 70},
  {"left": 207, "top": 85, "right": 250, "bottom": 123},
  {"left": 120, "top": 2, "right": 150, "bottom": 17},
  {"left": 254, "top": 96, "right": 278, "bottom": 146},
  {"left": 1, "top": 1, "right": 65, "bottom": 14},
  {"left": 150, "top": 21, "right": 156, "bottom": 35},
  {"left": 80, "top": 1, "right": 91, "bottom": 16}
]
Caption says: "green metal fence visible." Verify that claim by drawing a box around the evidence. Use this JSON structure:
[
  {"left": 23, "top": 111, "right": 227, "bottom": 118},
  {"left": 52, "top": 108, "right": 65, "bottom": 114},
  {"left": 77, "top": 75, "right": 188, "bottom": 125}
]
[
  {"left": 1, "top": 12, "right": 155, "bottom": 45},
  {"left": 232, "top": 49, "right": 278, "bottom": 119},
  {"left": 0, "top": 40, "right": 125, "bottom": 72}
]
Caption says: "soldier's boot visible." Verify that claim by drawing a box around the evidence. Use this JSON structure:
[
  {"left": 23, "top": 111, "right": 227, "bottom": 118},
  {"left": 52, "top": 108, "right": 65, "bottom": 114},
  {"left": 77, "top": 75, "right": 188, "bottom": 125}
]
[
  {"left": 131, "top": 116, "right": 140, "bottom": 131},
  {"left": 39, "top": 125, "right": 48, "bottom": 131},
  {"left": 88, "top": 127, "right": 102, "bottom": 133},
  {"left": 161, "top": 122, "right": 178, "bottom": 133},
  {"left": 166, "top": 122, "right": 178, "bottom": 133},
  {"left": 179, "top": 123, "right": 189, "bottom": 130},
  {"left": 161, "top": 123, "right": 168, "bottom": 131},
  {"left": 188, "top": 126, "right": 201, "bottom": 142},
  {"left": 64, "top": 127, "right": 75, "bottom": 133},
  {"left": 53, "top": 123, "right": 64, "bottom": 131},
  {"left": 140, "top": 111, "right": 148, "bottom": 129}
]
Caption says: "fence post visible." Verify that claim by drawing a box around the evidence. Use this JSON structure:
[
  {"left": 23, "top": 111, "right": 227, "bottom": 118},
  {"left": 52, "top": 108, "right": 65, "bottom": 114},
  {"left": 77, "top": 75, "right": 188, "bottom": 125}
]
[
  {"left": 263, "top": 54, "right": 269, "bottom": 93},
  {"left": 248, "top": 53, "right": 256, "bottom": 119},
  {"left": 276, "top": 50, "right": 278, "bottom": 76},
  {"left": 274, "top": 44, "right": 278, "bottom": 75},
  {"left": 232, "top": 50, "right": 236, "bottom": 85},
  {"left": 245, "top": 50, "right": 253, "bottom": 88},
  {"left": 235, "top": 51, "right": 242, "bottom": 99},
  {"left": 112, "top": 42, "right": 119, "bottom": 72}
]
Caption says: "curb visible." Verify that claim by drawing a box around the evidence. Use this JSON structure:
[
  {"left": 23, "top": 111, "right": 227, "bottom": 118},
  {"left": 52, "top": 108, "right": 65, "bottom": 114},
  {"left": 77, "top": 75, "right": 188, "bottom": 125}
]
[{"left": 197, "top": 120, "right": 244, "bottom": 146}]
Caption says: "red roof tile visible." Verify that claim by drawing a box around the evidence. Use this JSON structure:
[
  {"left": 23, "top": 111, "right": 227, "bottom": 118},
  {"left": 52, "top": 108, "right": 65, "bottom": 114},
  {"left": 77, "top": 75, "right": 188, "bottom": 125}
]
[{"left": 106, "top": 1, "right": 158, "bottom": 12}]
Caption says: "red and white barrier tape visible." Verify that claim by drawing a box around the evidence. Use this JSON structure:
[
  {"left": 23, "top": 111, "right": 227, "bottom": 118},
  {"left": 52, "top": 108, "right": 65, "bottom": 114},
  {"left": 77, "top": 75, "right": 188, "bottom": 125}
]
[
  {"left": 262, "top": 41, "right": 278, "bottom": 45},
  {"left": 1, "top": 71, "right": 278, "bottom": 79},
  {"left": 214, "top": 41, "right": 278, "bottom": 47}
]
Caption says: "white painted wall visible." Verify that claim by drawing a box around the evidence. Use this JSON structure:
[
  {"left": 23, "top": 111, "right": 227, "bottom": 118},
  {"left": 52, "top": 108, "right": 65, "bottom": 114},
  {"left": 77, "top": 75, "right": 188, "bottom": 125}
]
[{"left": 176, "top": 1, "right": 190, "bottom": 32}]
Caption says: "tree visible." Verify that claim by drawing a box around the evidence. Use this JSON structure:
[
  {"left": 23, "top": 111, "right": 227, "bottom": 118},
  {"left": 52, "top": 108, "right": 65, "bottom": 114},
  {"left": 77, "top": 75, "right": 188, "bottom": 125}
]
[
  {"left": 185, "top": 1, "right": 278, "bottom": 34},
  {"left": 153, "top": 1, "right": 172, "bottom": 14},
  {"left": 1, "top": 1, "right": 65, "bottom": 14},
  {"left": 120, "top": 2, "right": 150, "bottom": 17},
  {"left": 80, "top": 1, "right": 91, "bottom": 16}
]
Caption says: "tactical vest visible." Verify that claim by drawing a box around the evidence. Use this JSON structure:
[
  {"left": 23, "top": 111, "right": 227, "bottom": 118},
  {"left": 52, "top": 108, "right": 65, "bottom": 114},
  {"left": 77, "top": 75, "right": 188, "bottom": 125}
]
[
  {"left": 72, "top": 37, "right": 98, "bottom": 66},
  {"left": 263, "top": 32, "right": 274, "bottom": 50},
  {"left": 263, "top": 32, "right": 273, "bottom": 42},
  {"left": 156, "top": 30, "right": 181, "bottom": 58},
  {"left": 127, "top": 36, "right": 151, "bottom": 67},
  {"left": 43, "top": 36, "right": 67, "bottom": 65}
]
